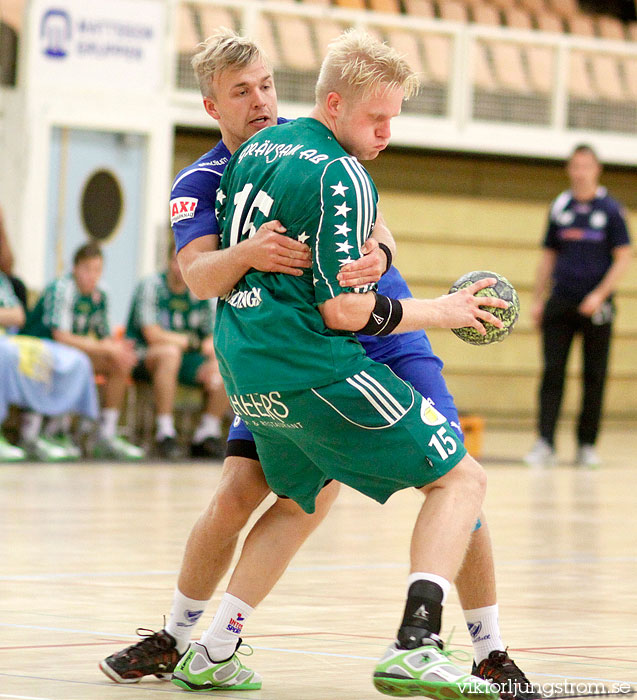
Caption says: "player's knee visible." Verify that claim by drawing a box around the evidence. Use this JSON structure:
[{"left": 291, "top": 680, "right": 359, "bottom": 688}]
[
  {"left": 434, "top": 454, "right": 487, "bottom": 503},
  {"left": 215, "top": 457, "right": 271, "bottom": 514},
  {"left": 456, "top": 454, "right": 487, "bottom": 501},
  {"left": 196, "top": 362, "right": 214, "bottom": 383}
]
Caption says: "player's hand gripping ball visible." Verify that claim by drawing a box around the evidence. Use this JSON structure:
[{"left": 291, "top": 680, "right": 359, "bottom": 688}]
[{"left": 449, "top": 270, "right": 520, "bottom": 345}]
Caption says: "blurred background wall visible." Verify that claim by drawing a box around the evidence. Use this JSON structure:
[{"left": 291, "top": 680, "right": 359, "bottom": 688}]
[{"left": 1, "top": 0, "right": 635, "bottom": 426}]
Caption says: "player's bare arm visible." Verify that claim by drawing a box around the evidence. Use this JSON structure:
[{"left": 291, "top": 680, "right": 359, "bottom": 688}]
[
  {"left": 320, "top": 277, "right": 507, "bottom": 336},
  {"left": 52, "top": 329, "right": 136, "bottom": 372},
  {"left": 0, "top": 304, "right": 24, "bottom": 329},
  {"left": 142, "top": 323, "right": 189, "bottom": 351},
  {"left": 337, "top": 210, "right": 395, "bottom": 288},
  {"left": 178, "top": 225, "right": 311, "bottom": 300}
]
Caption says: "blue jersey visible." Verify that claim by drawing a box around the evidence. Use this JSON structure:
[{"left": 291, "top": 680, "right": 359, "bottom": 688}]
[
  {"left": 170, "top": 131, "right": 438, "bottom": 365},
  {"left": 544, "top": 186, "right": 631, "bottom": 303},
  {"left": 171, "top": 140, "right": 231, "bottom": 251}
]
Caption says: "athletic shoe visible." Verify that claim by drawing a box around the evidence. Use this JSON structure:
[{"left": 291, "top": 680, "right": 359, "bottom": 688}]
[
  {"left": 373, "top": 636, "right": 498, "bottom": 699},
  {"left": 523, "top": 439, "right": 556, "bottom": 467},
  {"left": 190, "top": 436, "right": 224, "bottom": 460},
  {"left": 575, "top": 444, "right": 600, "bottom": 469},
  {"left": 473, "top": 650, "right": 540, "bottom": 700},
  {"left": 0, "top": 435, "right": 26, "bottom": 462},
  {"left": 99, "top": 628, "right": 181, "bottom": 683},
  {"left": 48, "top": 433, "right": 82, "bottom": 460},
  {"left": 156, "top": 435, "right": 182, "bottom": 460},
  {"left": 93, "top": 435, "right": 145, "bottom": 461},
  {"left": 171, "top": 640, "right": 262, "bottom": 691},
  {"left": 21, "top": 435, "right": 70, "bottom": 462}
]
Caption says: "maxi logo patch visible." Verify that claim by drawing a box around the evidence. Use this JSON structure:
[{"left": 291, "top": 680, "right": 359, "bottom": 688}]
[{"left": 170, "top": 197, "right": 198, "bottom": 224}]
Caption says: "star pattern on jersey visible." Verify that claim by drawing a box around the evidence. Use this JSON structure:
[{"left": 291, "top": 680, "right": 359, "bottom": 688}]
[
  {"left": 334, "top": 202, "right": 351, "bottom": 218},
  {"left": 216, "top": 189, "right": 226, "bottom": 204},
  {"left": 334, "top": 222, "right": 351, "bottom": 237},
  {"left": 336, "top": 241, "right": 354, "bottom": 254},
  {"left": 330, "top": 181, "right": 349, "bottom": 197},
  {"left": 328, "top": 176, "right": 358, "bottom": 275},
  {"left": 297, "top": 231, "right": 310, "bottom": 244}
]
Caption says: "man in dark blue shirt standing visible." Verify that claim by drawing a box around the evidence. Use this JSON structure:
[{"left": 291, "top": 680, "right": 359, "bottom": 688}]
[{"left": 525, "top": 144, "right": 632, "bottom": 467}]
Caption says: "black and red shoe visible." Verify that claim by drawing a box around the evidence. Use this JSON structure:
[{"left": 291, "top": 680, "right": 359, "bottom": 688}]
[
  {"left": 473, "top": 650, "right": 541, "bottom": 700},
  {"left": 99, "top": 628, "right": 181, "bottom": 683}
]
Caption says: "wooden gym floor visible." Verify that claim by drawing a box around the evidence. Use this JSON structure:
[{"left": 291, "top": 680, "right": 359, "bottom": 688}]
[{"left": 0, "top": 427, "right": 635, "bottom": 699}]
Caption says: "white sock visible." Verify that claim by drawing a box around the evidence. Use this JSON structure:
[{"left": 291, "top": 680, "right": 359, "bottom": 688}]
[
  {"left": 200, "top": 592, "right": 253, "bottom": 661},
  {"left": 45, "top": 415, "right": 71, "bottom": 437},
  {"left": 192, "top": 414, "right": 221, "bottom": 443},
  {"left": 99, "top": 408, "right": 119, "bottom": 440},
  {"left": 165, "top": 588, "right": 209, "bottom": 654},
  {"left": 21, "top": 412, "right": 43, "bottom": 443},
  {"left": 156, "top": 414, "right": 176, "bottom": 440},
  {"left": 463, "top": 604, "right": 504, "bottom": 663},
  {"left": 407, "top": 572, "right": 451, "bottom": 605}
]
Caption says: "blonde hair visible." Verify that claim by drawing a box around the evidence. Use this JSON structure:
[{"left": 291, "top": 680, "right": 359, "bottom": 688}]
[
  {"left": 315, "top": 29, "right": 419, "bottom": 103},
  {"left": 191, "top": 27, "right": 270, "bottom": 98}
]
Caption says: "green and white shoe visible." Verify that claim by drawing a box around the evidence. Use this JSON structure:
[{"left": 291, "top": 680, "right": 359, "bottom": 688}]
[
  {"left": 0, "top": 434, "right": 26, "bottom": 462},
  {"left": 373, "top": 637, "right": 498, "bottom": 699},
  {"left": 48, "top": 433, "right": 82, "bottom": 460},
  {"left": 171, "top": 641, "right": 262, "bottom": 692},
  {"left": 22, "top": 436, "right": 70, "bottom": 462},
  {"left": 93, "top": 435, "right": 145, "bottom": 461}
]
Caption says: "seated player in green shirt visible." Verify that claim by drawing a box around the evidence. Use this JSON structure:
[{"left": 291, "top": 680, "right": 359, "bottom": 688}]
[
  {"left": 24, "top": 242, "right": 144, "bottom": 460},
  {"left": 126, "top": 240, "right": 229, "bottom": 459}
]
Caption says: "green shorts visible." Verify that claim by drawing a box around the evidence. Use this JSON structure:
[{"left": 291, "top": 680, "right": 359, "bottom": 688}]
[
  {"left": 228, "top": 362, "right": 467, "bottom": 513},
  {"left": 133, "top": 350, "right": 207, "bottom": 387}
]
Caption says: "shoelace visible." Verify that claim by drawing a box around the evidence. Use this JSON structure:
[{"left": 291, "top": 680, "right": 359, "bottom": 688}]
[
  {"left": 127, "top": 628, "right": 175, "bottom": 658},
  {"left": 438, "top": 627, "right": 473, "bottom": 664},
  {"left": 480, "top": 649, "right": 532, "bottom": 685},
  {"left": 419, "top": 628, "right": 473, "bottom": 666},
  {"left": 236, "top": 641, "right": 255, "bottom": 658}
]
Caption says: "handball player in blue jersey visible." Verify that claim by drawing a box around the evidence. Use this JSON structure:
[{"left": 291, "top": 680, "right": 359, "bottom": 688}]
[{"left": 101, "top": 29, "right": 537, "bottom": 699}]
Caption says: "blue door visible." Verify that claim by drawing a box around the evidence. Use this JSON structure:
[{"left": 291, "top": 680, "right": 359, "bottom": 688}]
[{"left": 46, "top": 127, "right": 147, "bottom": 328}]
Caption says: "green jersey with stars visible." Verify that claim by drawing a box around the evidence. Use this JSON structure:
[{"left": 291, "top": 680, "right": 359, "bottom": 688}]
[
  {"left": 0, "top": 272, "right": 20, "bottom": 310},
  {"left": 215, "top": 117, "right": 378, "bottom": 395},
  {"left": 125, "top": 271, "right": 215, "bottom": 348},
  {"left": 24, "top": 274, "right": 110, "bottom": 340}
]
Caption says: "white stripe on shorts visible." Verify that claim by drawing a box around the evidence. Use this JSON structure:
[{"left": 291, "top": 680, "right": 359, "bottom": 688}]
[
  {"left": 346, "top": 376, "right": 396, "bottom": 423},
  {"left": 358, "top": 371, "right": 406, "bottom": 416},
  {"left": 311, "top": 368, "right": 415, "bottom": 430},
  {"left": 346, "top": 373, "right": 408, "bottom": 423}
]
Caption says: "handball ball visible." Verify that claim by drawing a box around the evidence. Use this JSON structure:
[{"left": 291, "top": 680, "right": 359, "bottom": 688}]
[{"left": 449, "top": 270, "right": 520, "bottom": 346}]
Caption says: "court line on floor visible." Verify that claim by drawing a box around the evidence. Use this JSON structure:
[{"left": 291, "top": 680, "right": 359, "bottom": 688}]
[
  {"left": 0, "top": 674, "right": 242, "bottom": 698},
  {"left": 0, "top": 625, "right": 634, "bottom": 685}
]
